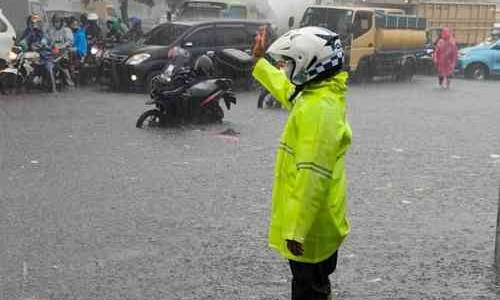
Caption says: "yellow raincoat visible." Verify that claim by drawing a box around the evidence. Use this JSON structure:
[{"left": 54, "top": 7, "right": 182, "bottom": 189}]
[{"left": 253, "top": 59, "right": 352, "bottom": 263}]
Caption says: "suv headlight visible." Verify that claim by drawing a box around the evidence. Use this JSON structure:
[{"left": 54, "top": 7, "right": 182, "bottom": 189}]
[{"left": 126, "top": 53, "right": 151, "bottom": 65}]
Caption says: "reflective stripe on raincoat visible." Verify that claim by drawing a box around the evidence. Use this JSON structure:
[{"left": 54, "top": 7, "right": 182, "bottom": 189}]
[{"left": 253, "top": 59, "right": 352, "bottom": 263}]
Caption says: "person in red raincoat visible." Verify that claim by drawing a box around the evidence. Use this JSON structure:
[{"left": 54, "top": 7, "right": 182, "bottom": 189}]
[{"left": 433, "top": 28, "right": 458, "bottom": 89}]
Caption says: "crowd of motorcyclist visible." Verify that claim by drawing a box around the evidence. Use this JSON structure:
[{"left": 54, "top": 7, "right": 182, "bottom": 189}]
[{"left": 14, "top": 13, "right": 143, "bottom": 93}]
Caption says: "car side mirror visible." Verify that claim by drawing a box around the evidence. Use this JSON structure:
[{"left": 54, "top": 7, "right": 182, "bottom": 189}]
[
  {"left": 183, "top": 41, "right": 193, "bottom": 48},
  {"left": 288, "top": 16, "right": 295, "bottom": 28}
]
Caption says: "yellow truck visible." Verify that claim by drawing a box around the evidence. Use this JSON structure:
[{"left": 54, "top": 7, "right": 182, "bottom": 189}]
[
  {"left": 415, "top": 2, "right": 497, "bottom": 47},
  {"left": 297, "top": 5, "right": 428, "bottom": 82},
  {"left": 333, "top": 0, "right": 497, "bottom": 47}
]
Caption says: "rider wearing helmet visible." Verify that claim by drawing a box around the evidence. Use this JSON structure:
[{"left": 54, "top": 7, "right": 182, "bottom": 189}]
[
  {"left": 85, "top": 13, "right": 103, "bottom": 42},
  {"left": 21, "top": 14, "right": 58, "bottom": 92},
  {"left": 69, "top": 17, "right": 87, "bottom": 59},
  {"left": 48, "top": 14, "right": 75, "bottom": 87},
  {"left": 48, "top": 14, "right": 74, "bottom": 50},
  {"left": 252, "top": 26, "right": 352, "bottom": 300},
  {"left": 106, "top": 17, "right": 128, "bottom": 42},
  {"left": 126, "top": 16, "right": 143, "bottom": 42}
]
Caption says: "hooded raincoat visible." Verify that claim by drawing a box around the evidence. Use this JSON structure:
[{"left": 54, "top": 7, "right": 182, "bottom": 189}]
[
  {"left": 433, "top": 28, "right": 458, "bottom": 77},
  {"left": 253, "top": 59, "right": 352, "bottom": 264}
]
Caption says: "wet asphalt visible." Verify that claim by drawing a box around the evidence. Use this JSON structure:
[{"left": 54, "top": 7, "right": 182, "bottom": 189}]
[{"left": 1, "top": 77, "right": 500, "bottom": 300}]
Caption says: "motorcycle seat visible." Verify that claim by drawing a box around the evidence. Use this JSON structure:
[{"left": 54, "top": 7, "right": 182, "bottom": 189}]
[{"left": 187, "top": 79, "right": 220, "bottom": 98}]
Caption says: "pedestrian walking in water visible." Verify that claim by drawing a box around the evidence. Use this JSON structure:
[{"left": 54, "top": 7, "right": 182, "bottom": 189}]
[
  {"left": 252, "top": 26, "right": 352, "bottom": 300},
  {"left": 433, "top": 27, "right": 458, "bottom": 89}
]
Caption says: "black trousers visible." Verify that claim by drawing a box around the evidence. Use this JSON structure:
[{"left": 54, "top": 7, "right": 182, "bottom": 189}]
[{"left": 289, "top": 251, "right": 338, "bottom": 300}]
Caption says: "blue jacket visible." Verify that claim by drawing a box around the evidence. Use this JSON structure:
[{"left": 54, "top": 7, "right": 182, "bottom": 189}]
[{"left": 73, "top": 27, "right": 88, "bottom": 58}]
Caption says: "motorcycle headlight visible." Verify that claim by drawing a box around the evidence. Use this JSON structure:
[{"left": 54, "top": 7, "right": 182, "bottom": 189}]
[
  {"left": 8, "top": 51, "right": 17, "bottom": 62},
  {"left": 126, "top": 53, "right": 151, "bottom": 65},
  {"left": 91, "top": 46, "right": 99, "bottom": 55}
]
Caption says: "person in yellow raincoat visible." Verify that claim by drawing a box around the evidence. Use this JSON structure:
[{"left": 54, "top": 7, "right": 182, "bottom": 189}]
[{"left": 252, "top": 26, "right": 352, "bottom": 300}]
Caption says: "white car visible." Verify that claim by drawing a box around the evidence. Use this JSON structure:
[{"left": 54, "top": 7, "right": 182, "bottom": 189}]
[{"left": 0, "top": 9, "right": 16, "bottom": 63}]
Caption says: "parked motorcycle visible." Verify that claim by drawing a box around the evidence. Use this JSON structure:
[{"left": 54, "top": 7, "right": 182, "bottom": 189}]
[
  {"left": 136, "top": 47, "right": 239, "bottom": 128},
  {"left": 0, "top": 47, "right": 22, "bottom": 94},
  {"left": 0, "top": 45, "right": 44, "bottom": 93}
]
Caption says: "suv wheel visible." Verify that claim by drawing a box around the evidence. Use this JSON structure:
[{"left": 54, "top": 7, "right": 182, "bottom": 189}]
[{"left": 466, "top": 63, "right": 488, "bottom": 80}]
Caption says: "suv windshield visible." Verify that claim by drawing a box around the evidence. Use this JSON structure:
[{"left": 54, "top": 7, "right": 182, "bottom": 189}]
[
  {"left": 301, "top": 8, "right": 353, "bottom": 36},
  {"left": 142, "top": 24, "right": 190, "bottom": 46}
]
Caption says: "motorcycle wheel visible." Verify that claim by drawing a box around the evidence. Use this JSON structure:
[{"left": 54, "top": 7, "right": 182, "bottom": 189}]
[{"left": 136, "top": 109, "right": 163, "bottom": 128}]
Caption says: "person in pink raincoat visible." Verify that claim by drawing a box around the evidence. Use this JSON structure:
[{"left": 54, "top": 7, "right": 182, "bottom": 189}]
[{"left": 433, "top": 28, "right": 458, "bottom": 89}]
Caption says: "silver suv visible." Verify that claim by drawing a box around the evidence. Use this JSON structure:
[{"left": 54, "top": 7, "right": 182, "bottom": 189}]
[{"left": 0, "top": 9, "right": 16, "bottom": 63}]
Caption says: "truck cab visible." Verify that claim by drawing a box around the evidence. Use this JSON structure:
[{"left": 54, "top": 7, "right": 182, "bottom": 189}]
[{"left": 299, "top": 5, "right": 427, "bottom": 81}]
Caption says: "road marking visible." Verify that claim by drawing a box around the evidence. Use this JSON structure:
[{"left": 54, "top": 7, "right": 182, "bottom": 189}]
[{"left": 23, "top": 261, "right": 28, "bottom": 281}]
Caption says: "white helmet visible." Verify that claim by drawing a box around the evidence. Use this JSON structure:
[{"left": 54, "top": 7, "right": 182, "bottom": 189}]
[
  {"left": 267, "top": 26, "right": 344, "bottom": 85},
  {"left": 87, "top": 13, "right": 99, "bottom": 21}
]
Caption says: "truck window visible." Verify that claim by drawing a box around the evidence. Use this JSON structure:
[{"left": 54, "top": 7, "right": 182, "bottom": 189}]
[
  {"left": 181, "top": 2, "right": 227, "bottom": 19},
  {"left": 301, "top": 8, "right": 353, "bottom": 37},
  {"left": 226, "top": 5, "right": 247, "bottom": 19},
  {"left": 353, "top": 11, "right": 373, "bottom": 39},
  {"left": 0, "top": 19, "right": 6, "bottom": 33}
]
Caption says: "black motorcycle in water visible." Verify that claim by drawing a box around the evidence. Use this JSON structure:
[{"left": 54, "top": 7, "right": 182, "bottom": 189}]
[{"left": 136, "top": 47, "right": 241, "bottom": 128}]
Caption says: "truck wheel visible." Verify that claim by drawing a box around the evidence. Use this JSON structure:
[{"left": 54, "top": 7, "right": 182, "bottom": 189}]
[
  {"left": 353, "top": 60, "right": 372, "bottom": 84},
  {"left": 466, "top": 63, "right": 488, "bottom": 80},
  {"left": 400, "top": 60, "right": 416, "bottom": 82}
]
